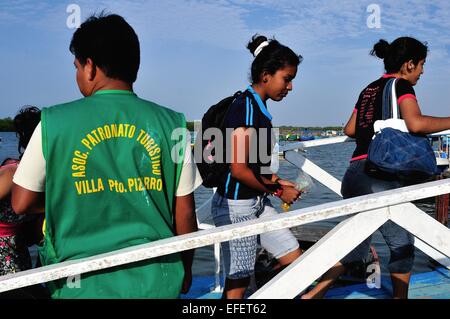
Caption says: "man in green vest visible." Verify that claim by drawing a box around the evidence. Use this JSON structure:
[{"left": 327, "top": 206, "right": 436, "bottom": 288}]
[{"left": 12, "top": 13, "right": 201, "bottom": 298}]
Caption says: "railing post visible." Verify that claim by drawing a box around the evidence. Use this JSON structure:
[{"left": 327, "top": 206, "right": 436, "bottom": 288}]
[
  {"left": 213, "top": 243, "right": 222, "bottom": 292},
  {"left": 435, "top": 176, "right": 449, "bottom": 226},
  {"left": 249, "top": 208, "right": 390, "bottom": 299},
  {"left": 390, "top": 203, "right": 450, "bottom": 259}
]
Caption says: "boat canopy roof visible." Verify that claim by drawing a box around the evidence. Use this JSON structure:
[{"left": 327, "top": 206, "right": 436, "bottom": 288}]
[{"left": 430, "top": 130, "right": 450, "bottom": 137}]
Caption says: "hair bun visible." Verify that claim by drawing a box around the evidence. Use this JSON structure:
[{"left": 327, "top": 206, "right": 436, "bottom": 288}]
[
  {"left": 371, "top": 39, "right": 391, "bottom": 59},
  {"left": 247, "top": 34, "right": 268, "bottom": 55}
]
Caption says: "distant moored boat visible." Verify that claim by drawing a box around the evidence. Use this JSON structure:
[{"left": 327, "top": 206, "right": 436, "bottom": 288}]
[
  {"left": 429, "top": 130, "right": 450, "bottom": 168},
  {"left": 298, "top": 135, "right": 315, "bottom": 141}
]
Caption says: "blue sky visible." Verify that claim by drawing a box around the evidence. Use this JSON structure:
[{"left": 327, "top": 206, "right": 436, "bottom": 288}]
[{"left": 1, "top": 0, "right": 450, "bottom": 126}]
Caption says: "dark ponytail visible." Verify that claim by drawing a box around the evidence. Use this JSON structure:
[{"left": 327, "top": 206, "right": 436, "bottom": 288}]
[
  {"left": 371, "top": 37, "right": 428, "bottom": 73},
  {"left": 371, "top": 39, "right": 391, "bottom": 59},
  {"left": 247, "top": 34, "right": 302, "bottom": 84}
]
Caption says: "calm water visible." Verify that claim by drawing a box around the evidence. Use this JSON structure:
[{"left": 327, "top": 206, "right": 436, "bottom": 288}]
[
  {"left": 0, "top": 131, "right": 446, "bottom": 278},
  {"left": 0, "top": 132, "right": 19, "bottom": 161}
]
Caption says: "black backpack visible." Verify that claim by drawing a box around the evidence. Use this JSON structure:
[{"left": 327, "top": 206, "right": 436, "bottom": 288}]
[{"left": 194, "top": 91, "right": 242, "bottom": 188}]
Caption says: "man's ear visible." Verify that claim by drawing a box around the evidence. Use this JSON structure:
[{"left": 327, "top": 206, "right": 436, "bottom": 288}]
[{"left": 85, "top": 58, "right": 97, "bottom": 81}]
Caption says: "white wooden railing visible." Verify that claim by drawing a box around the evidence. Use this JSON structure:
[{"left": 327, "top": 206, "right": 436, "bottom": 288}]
[
  {"left": 0, "top": 137, "right": 449, "bottom": 299},
  {"left": 251, "top": 137, "right": 450, "bottom": 298}
]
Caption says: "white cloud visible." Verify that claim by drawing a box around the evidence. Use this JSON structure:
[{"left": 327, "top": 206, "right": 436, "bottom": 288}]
[
  {"left": 3, "top": 1, "right": 450, "bottom": 52},
  {"left": 2, "top": 0, "right": 450, "bottom": 123},
  {"left": 62, "top": 0, "right": 250, "bottom": 48}
]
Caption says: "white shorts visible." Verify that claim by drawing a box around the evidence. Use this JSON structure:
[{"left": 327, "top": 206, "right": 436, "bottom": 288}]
[{"left": 211, "top": 192, "right": 299, "bottom": 279}]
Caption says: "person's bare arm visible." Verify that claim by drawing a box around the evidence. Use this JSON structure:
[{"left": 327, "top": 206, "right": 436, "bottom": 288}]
[
  {"left": 400, "top": 98, "right": 450, "bottom": 134},
  {"left": 173, "top": 193, "right": 198, "bottom": 294},
  {"left": 344, "top": 111, "right": 357, "bottom": 138},
  {"left": 230, "top": 127, "right": 300, "bottom": 204},
  {"left": 230, "top": 128, "right": 273, "bottom": 194},
  {"left": 11, "top": 183, "right": 45, "bottom": 215},
  {"left": 0, "top": 166, "right": 16, "bottom": 200}
]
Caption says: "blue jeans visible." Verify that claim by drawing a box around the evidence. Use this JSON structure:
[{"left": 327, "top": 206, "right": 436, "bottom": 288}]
[
  {"left": 341, "top": 159, "right": 415, "bottom": 273},
  {"left": 211, "top": 193, "right": 299, "bottom": 279}
]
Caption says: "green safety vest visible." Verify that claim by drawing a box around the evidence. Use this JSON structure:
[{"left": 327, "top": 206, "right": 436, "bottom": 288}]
[{"left": 39, "top": 90, "right": 187, "bottom": 298}]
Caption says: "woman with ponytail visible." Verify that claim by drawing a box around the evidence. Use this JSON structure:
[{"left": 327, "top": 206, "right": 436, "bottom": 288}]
[
  {"left": 303, "top": 37, "right": 450, "bottom": 299},
  {"left": 211, "top": 35, "right": 303, "bottom": 299}
]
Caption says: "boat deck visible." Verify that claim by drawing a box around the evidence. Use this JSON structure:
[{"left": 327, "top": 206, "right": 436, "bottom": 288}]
[
  {"left": 327, "top": 267, "right": 450, "bottom": 299},
  {"left": 182, "top": 267, "right": 450, "bottom": 299}
]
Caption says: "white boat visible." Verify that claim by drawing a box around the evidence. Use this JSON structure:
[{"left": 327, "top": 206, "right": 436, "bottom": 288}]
[{"left": 429, "top": 130, "right": 450, "bottom": 167}]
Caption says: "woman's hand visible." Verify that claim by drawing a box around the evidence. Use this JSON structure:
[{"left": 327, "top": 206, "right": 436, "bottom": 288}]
[
  {"left": 280, "top": 185, "right": 301, "bottom": 205},
  {"left": 277, "top": 179, "right": 296, "bottom": 188}
]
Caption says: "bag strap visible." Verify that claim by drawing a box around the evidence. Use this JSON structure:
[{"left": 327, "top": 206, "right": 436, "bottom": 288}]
[
  {"left": 381, "top": 78, "right": 399, "bottom": 120},
  {"left": 391, "top": 78, "right": 400, "bottom": 120},
  {"left": 218, "top": 91, "right": 242, "bottom": 130},
  {"left": 381, "top": 78, "right": 392, "bottom": 120}
]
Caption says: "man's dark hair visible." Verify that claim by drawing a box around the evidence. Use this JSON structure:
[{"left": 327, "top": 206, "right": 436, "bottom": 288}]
[{"left": 70, "top": 13, "right": 140, "bottom": 84}]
